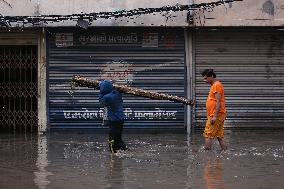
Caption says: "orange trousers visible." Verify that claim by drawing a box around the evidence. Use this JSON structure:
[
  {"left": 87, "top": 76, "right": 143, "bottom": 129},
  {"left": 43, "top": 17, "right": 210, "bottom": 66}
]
[{"left": 203, "top": 114, "right": 226, "bottom": 139}]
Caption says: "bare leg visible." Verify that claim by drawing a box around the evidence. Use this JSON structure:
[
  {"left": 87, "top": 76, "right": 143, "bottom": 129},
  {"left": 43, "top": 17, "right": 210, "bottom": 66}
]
[
  {"left": 217, "top": 137, "right": 227, "bottom": 151},
  {"left": 204, "top": 138, "right": 213, "bottom": 150}
]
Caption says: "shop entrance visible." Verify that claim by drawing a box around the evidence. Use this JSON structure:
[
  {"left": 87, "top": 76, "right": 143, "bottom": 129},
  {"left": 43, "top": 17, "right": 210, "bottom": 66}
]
[{"left": 0, "top": 45, "right": 38, "bottom": 132}]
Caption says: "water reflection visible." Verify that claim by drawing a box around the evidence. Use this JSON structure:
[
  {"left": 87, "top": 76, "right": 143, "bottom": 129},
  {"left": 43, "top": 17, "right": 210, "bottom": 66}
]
[
  {"left": 0, "top": 134, "right": 38, "bottom": 189},
  {"left": 105, "top": 155, "right": 124, "bottom": 189},
  {"left": 204, "top": 158, "right": 226, "bottom": 189},
  {"left": 0, "top": 131, "right": 283, "bottom": 189},
  {"left": 33, "top": 135, "right": 53, "bottom": 189}
]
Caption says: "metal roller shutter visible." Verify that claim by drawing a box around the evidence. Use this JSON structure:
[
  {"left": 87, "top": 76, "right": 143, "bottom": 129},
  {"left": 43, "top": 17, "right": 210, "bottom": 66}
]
[
  {"left": 47, "top": 27, "right": 186, "bottom": 129},
  {"left": 194, "top": 30, "right": 284, "bottom": 128}
]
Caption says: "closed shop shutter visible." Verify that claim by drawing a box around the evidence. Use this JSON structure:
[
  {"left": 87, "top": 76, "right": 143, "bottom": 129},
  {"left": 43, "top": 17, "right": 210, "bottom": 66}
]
[
  {"left": 194, "top": 30, "right": 284, "bottom": 128},
  {"left": 47, "top": 27, "right": 186, "bottom": 129}
]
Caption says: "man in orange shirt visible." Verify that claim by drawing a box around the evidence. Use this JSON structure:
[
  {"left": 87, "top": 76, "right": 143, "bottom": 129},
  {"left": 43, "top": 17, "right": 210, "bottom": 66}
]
[{"left": 201, "top": 69, "right": 227, "bottom": 151}]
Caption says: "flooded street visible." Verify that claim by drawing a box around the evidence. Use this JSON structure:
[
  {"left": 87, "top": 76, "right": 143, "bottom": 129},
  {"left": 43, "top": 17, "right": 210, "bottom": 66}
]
[{"left": 0, "top": 130, "right": 283, "bottom": 189}]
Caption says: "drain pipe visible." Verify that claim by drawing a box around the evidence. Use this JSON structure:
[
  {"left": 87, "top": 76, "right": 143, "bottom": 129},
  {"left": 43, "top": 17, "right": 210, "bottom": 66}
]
[{"left": 185, "top": 0, "right": 194, "bottom": 135}]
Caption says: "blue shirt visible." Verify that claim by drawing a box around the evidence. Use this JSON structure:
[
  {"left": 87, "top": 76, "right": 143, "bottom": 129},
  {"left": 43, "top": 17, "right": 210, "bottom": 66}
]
[{"left": 99, "top": 80, "right": 124, "bottom": 121}]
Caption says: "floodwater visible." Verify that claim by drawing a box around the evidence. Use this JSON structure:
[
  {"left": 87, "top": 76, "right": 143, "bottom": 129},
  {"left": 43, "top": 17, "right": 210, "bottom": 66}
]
[{"left": 0, "top": 130, "right": 283, "bottom": 189}]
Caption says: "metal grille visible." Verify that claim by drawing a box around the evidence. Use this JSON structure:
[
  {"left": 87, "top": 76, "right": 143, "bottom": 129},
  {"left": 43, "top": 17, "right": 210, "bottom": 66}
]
[{"left": 0, "top": 46, "right": 38, "bottom": 132}]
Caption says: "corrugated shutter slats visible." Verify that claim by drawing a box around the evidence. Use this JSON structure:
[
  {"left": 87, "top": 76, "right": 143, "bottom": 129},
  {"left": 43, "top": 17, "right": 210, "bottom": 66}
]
[
  {"left": 48, "top": 28, "right": 186, "bottom": 129},
  {"left": 194, "top": 30, "right": 284, "bottom": 128}
]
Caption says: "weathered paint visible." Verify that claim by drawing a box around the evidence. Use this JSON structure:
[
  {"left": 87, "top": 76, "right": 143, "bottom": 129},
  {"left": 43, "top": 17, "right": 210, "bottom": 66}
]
[
  {"left": 3, "top": 0, "right": 283, "bottom": 27},
  {"left": 193, "top": 0, "right": 284, "bottom": 26},
  {"left": 38, "top": 28, "right": 47, "bottom": 133},
  {"left": 0, "top": 30, "right": 38, "bottom": 45},
  {"left": 0, "top": 0, "right": 189, "bottom": 27}
]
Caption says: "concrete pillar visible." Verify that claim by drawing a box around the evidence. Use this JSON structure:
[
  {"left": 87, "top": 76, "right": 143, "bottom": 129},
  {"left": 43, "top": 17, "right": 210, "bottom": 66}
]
[{"left": 38, "top": 28, "right": 47, "bottom": 134}]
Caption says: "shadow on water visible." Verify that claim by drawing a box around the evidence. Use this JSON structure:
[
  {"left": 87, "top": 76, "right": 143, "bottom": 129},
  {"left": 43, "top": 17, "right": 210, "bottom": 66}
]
[{"left": 0, "top": 130, "right": 284, "bottom": 189}]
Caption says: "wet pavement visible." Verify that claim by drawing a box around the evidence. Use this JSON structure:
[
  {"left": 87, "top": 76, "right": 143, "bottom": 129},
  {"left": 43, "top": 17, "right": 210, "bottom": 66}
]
[{"left": 0, "top": 130, "right": 283, "bottom": 189}]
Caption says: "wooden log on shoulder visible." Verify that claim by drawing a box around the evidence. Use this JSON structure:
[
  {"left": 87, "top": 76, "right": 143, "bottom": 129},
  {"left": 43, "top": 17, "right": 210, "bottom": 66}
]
[{"left": 71, "top": 75, "right": 194, "bottom": 106}]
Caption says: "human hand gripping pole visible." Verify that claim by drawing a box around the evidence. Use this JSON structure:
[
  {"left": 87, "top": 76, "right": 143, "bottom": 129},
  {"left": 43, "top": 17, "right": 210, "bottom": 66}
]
[{"left": 71, "top": 75, "right": 194, "bottom": 106}]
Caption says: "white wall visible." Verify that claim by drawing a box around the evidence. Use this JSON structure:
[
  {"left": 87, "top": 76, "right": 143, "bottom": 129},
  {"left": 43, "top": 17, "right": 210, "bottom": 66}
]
[
  {"left": 1, "top": 0, "right": 189, "bottom": 27},
  {"left": 1, "top": 0, "right": 284, "bottom": 27},
  {"left": 193, "top": 0, "right": 284, "bottom": 26}
]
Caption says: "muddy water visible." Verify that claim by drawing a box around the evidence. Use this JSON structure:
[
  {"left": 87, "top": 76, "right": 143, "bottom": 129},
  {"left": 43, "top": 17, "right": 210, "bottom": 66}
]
[{"left": 0, "top": 130, "right": 283, "bottom": 189}]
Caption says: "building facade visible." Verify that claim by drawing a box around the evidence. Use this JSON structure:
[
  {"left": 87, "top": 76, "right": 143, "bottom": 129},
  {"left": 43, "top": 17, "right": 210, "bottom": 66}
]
[{"left": 0, "top": 0, "right": 283, "bottom": 133}]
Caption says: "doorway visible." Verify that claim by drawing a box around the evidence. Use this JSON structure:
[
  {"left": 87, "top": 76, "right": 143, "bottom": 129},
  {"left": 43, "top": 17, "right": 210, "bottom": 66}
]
[{"left": 0, "top": 45, "right": 38, "bottom": 133}]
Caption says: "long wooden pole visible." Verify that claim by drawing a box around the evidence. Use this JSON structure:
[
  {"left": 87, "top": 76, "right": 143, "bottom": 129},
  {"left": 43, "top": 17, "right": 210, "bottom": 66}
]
[{"left": 71, "top": 75, "right": 194, "bottom": 106}]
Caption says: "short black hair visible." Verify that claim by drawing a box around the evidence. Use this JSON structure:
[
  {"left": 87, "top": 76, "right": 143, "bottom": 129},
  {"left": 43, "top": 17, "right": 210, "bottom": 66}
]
[{"left": 201, "top": 69, "right": 216, "bottom": 78}]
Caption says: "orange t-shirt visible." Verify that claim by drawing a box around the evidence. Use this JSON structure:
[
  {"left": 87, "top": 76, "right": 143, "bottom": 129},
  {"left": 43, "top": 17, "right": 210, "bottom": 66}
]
[{"left": 206, "top": 81, "right": 226, "bottom": 117}]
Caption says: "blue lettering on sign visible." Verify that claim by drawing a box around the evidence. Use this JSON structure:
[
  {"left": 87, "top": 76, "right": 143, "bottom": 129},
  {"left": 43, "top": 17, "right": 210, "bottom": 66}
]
[{"left": 63, "top": 108, "right": 177, "bottom": 120}]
